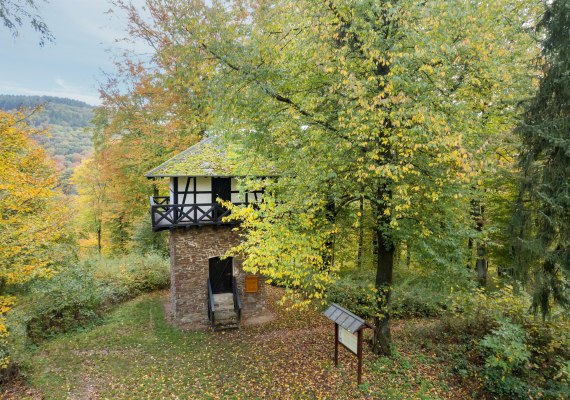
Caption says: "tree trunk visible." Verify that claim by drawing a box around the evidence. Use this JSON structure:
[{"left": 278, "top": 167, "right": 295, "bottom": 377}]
[
  {"left": 372, "top": 179, "right": 394, "bottom": 355},
  {"left": 471, "top": 200, "right": 487, "bottom": 286},
  {"left": 357, "top": 196, "right": 365, "bottom": 270},
  {"left": 97, "top": 224, "right": 102, "bottom": 255},
  {"left": 372, "top": 228, "right": 379, "bottom": 269},
  {"left": 467, "top": 237, "right": 473, "bottom": 269},
  {"left": 323, "top": 199, "right": 336, "bottom": 269},
  {"left": 476, "top": 241, "right": 487, "bottom": 286},
  {"left": 372, "top": 227, "right": 394, "bottom": 355}
]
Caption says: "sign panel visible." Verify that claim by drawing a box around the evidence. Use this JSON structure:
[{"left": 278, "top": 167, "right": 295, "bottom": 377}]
[
  {"left": 245, "top": 275, "right": 259, "bottom": 293},
  {"left": 338, "top": 326, "right": 358, "bottom": 354}
]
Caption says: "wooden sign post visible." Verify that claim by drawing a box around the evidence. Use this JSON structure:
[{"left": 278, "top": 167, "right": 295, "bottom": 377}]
[{"left": 324, "top": 303, "right": 372, "bottom": 385}]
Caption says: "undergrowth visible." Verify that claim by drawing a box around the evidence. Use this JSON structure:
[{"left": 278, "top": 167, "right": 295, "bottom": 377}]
[{"left": 2, "top": 252, "right": 169, "bottom": 379}]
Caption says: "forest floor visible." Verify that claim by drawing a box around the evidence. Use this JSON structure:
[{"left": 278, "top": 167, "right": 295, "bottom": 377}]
[{"left": 1, "top": 287, "right": 487, "bottom": 399}]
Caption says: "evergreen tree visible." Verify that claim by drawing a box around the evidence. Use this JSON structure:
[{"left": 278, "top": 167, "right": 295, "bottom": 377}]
[{"left": 512, "top": 0, "right": 570, "bottom": 316}]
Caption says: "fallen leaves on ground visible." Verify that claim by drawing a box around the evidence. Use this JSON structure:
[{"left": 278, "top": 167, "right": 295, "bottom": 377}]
[{"left": 1, "top": 287, "right": 484, "bottom": 399}]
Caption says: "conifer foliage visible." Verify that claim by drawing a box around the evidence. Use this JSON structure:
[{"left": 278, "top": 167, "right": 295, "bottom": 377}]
[{"left": 513, "top": 0, "right": 570, "bottom": 316}]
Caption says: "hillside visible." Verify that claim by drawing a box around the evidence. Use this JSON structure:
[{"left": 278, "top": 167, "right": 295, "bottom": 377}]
[
  {"left": 0, "top": 94, "right": 95, "bottom": 190},
  {"left": 0, "top": 94, "right": 93, "bottom": 127}
]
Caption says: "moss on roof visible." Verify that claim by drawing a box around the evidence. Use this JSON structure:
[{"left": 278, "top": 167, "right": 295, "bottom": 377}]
[{"left": 145, "top": 137, "right": 276, "bottom": 178}]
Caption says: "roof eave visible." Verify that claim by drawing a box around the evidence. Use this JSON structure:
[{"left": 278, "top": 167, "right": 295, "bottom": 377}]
[{"left": 146, "top": 173, "right": 278, "bottom": 179}]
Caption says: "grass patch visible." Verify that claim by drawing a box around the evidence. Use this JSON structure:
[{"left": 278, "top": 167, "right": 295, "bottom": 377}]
[{"left": 5, "top": 288, "right": 486, "bottom": 399}]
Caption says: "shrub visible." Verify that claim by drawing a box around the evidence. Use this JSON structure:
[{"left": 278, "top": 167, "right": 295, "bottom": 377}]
[
  {"left": 450, "top": 284, "right": 570, "bottom": 399},
  {"left": 4, "top": 252, "right": 170, "bottom": 367},
  {"left": 391, "top": 282, "right": 447, "bottom": 318},
  {"left": 479, "top": 319, "right": 531, "bottom": 398},
  {"left": 22, "top": 265, "right": 104, "bottom": 343},
  {"left": 86, "top": 252, "right": 170, "bottom": 304},
  {"left": 130, "top": 217, "right": 169, "bottom": 257},
  {"left": 326, "top": 279, "right": 382, "bottom": 320},
  {"left": 327, "top": 277, "right": 447, "bottom": 320}
]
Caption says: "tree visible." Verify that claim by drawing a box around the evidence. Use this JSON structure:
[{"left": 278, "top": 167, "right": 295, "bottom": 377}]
[
  {"left": 215, "top": 0, "right": 538, "bottom": 354},
  {"left": 104, "top": 0, "right": 539, "bottom": 354},
  {"left": 0, "top": 0, "right": 53, "bottom": 46},
  {"left": 0, "top": 109, "right": 70, "bottom": 367},
  {"left": 72, "top": 155, "right": 107, "bottom": 254},
  {"left": 89, "top": 0, "right": 220, "bottom": 250},
  {"left": 512, "top": 0, "right": 570, "bottom": 317}
]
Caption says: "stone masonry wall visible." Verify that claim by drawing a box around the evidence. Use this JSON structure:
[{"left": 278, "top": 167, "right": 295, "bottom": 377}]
[{"left": 169, "top": 225, "right": 265, "bottom": 325}]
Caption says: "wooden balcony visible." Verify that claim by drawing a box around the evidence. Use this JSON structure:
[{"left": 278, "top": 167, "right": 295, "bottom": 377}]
[{"left": 150, "top": 196, "right": 245, "bottom": 231}]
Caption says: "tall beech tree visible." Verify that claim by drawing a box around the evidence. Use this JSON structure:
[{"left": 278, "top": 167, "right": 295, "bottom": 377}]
[
  {"left": 512, "top": 0, "right": 570, "bottom": 316},
  {"left": 104, "top": 0, "right": 539, "bottom": 354}
]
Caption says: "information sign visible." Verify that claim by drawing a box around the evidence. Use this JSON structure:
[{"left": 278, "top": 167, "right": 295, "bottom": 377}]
[{"left": 338, "top": 326, "right": 358, "bottom": 354}]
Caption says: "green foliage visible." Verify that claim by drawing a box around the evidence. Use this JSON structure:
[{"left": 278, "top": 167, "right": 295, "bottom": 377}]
[
  {"left": 511, "top": 0, "right": 570, "bottom": 316},
  {"left": 391, "top": 285, "right": 447, "bottom": 319},
  {"left": 0, "top": 109, "right": 77, "bottom": 369},
  {"left": 326, "top": 279, "right": 383, "bottom": 320},
  {"left": 3, "top": 253, "right": 170, "bottom": 370},
  {"left": 479, "top": 320, "right": 532, "bottom": 398},
  {"left": 0, "top": 95, "right": 93, "bottom": 127},
  {"left": 450, "top": 285, "right": 570, "bottom": 398},
  {"left": 86, "top": 253, "right": 170, "bottom": 304},
  {"left": 0, "top": 95, "right": 95, "bottom": 193},
  {"left": 327, "top": 274, "right": 450, "bottom": 320},
  {"left": 23, "top": 266, "right": 104, "bottom": 343},
  {"left": 129, "top": 216, "right": 169, "bottom": 257},
  {"left": 36, "top": 125, "right": 92, "bottom": 167}
]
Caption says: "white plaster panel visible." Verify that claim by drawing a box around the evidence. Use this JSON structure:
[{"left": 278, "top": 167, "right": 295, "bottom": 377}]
[{"left": 196, "top": 177, "right": 211, "bottom": 192}]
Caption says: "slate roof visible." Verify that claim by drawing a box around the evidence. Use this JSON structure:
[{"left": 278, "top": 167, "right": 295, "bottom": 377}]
[
  {"left": 323, "top": 303, "right": 371, "bottom": 333},
  {"left": 145, "top": 137, "right": 276, "bottom": 178}
]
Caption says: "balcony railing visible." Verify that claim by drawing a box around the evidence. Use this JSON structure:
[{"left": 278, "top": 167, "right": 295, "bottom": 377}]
[{"left": 150, "top": 196, "right": 245, "bottom": 231}]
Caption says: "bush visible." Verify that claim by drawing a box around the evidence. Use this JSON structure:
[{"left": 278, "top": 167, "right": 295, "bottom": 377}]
[
  {"left": 130, "top": 217, "right": 169, "bottom": 257},
  {"left": 326, "top": 279, "right": 381, "bottom": 320},
  {"left": 86, "top": 252, "right": 170, "bottom": 304},
  {"left": 450, "top": 284, "right": 570, "bottom": 399},
  {"left": 327, "top": 277, "right": 447, "bottom": 320},
  {"left": 4, "top": 252, "right": 170, "bottom": 364},
  {"left": 391, "top": 282, "right": 447, "bottom": 318},
  {"left": 21, "top": 265, "right": 104, "bottom": 343},
  {"left": 479, "top": 319, "right": 532, "bottom": 398}
]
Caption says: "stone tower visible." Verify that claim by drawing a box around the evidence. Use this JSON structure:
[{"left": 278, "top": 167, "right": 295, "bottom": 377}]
[{"left": 145, "top": 137, "right": 272, "bottom": 329}]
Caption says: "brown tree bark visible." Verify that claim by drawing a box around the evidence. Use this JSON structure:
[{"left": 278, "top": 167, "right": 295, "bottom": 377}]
[
  {"left": 372, "top": 226, "right": 394, "bottom": 355},
  {"left": 357, "top": 196, "right": 365, "bottom": 270},
  {"left": 97, "top": 225, "right": 102, "bottom": 254},
  {"left": 471, "top": 200, "right": 487, "bottom": 286},
  {"left": 372, "top": 182, "right": 394, "bottom": 355}
]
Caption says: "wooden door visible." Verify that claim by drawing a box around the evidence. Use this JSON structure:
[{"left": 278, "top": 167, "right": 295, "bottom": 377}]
[
  {"left": 211, "top": 178, "right": 231, "bottom": 202},
  {"left": 211, "top": 177, "right": 231, "bottom": 221},
  {"left": 209, "top": 257, "right": 233, "bottom": 294}
]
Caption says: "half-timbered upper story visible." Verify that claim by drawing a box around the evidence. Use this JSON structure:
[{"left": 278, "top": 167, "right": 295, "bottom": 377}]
[{"left": 145, "top": 137, "right": 274, "bottom": 231}]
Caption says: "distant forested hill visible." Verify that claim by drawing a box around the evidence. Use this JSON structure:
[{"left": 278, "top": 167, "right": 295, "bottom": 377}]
[
  {"left": 0, "top": 94, "right": 95, "bottom": 192},
  {"left": 0, "top": 94, "right": 93, "bottom": 127}
]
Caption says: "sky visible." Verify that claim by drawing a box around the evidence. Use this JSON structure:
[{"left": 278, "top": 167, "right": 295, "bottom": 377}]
[{"left": 0, "top": 0, "right": 148, "bottom": 106}]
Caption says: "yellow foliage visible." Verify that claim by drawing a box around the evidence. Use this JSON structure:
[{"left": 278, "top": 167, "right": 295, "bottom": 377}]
[{"left": 0, "top": 110, "right": 69, "bottom": 367}]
